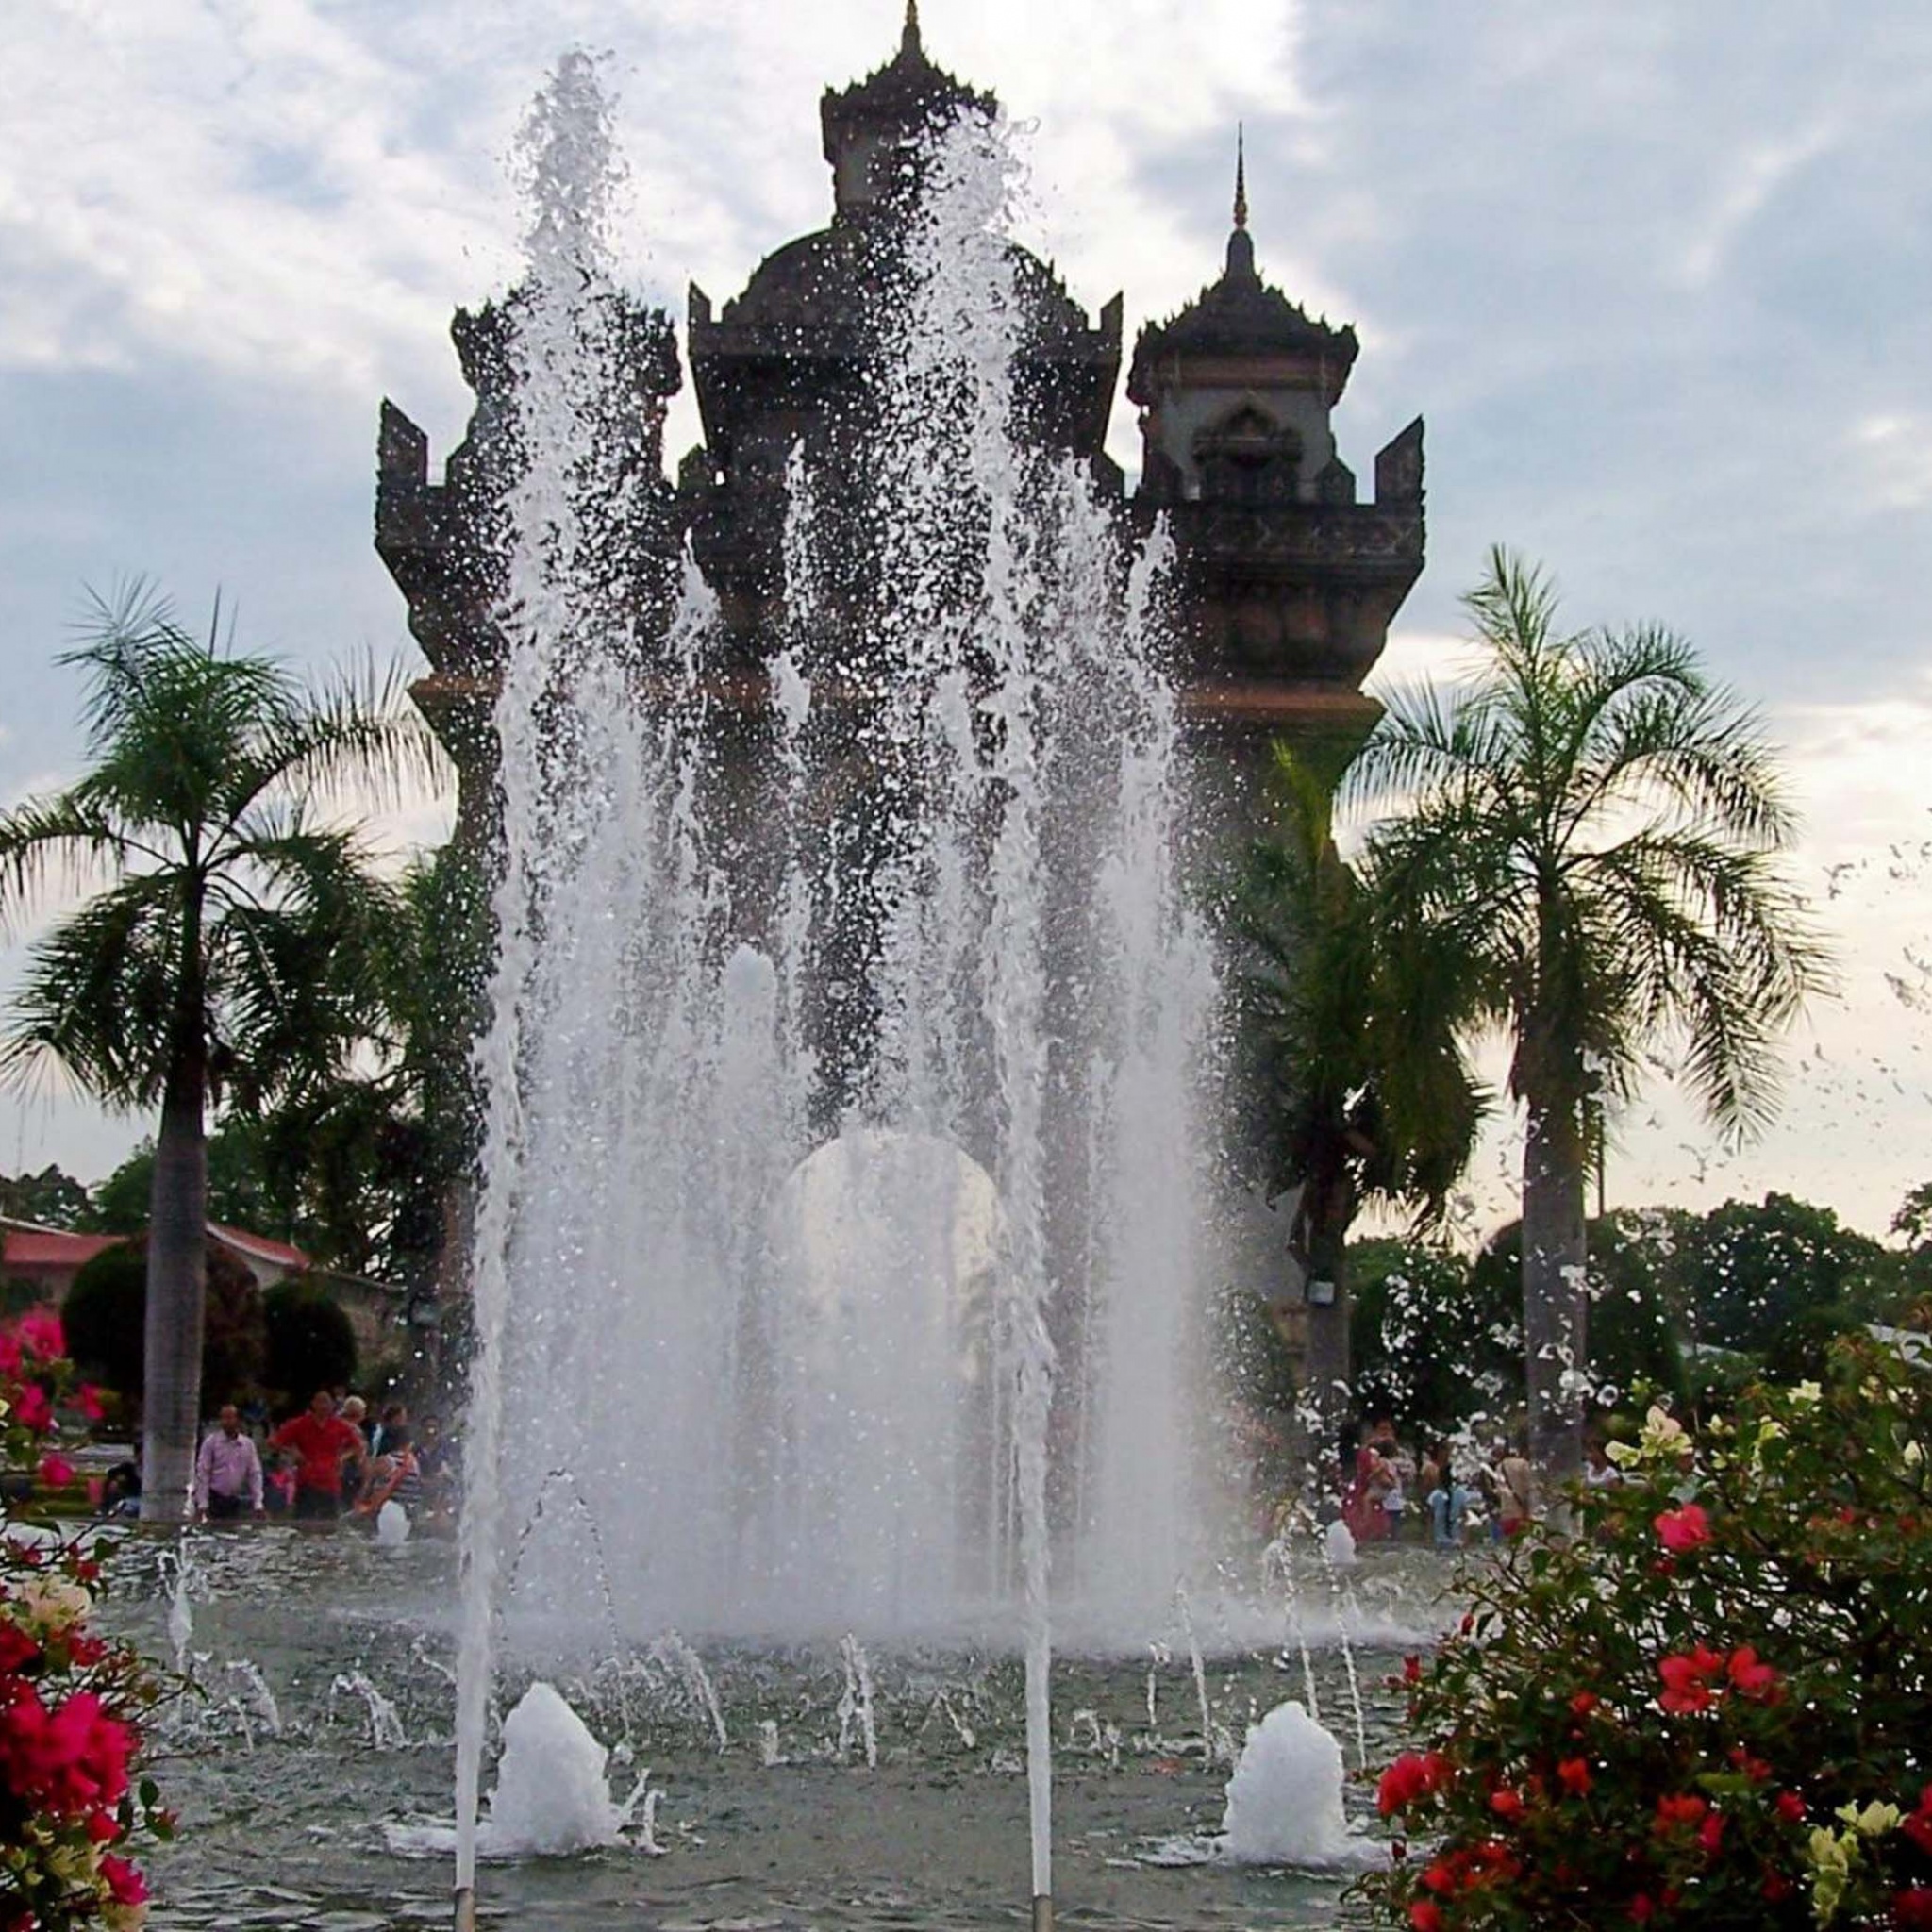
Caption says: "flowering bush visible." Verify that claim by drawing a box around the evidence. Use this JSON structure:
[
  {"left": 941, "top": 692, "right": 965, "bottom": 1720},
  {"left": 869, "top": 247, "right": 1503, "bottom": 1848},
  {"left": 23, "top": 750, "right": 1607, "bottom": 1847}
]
[
  {"left": 1, "top": 1311, "right": 169, "bottom": 1929},
  {"left": 1359, "top": 1325, "right": 1932, "bottom": 1930}
]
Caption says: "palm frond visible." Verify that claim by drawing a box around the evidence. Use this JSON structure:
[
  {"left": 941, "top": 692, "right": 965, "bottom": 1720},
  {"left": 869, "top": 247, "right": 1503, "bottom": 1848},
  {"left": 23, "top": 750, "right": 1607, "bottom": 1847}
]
[
  {"left": 0, "top": 792, "right": 138, "bottom": 932},
  {"left": 1, "top": 874, "right": 179, "bottom": 1106}
]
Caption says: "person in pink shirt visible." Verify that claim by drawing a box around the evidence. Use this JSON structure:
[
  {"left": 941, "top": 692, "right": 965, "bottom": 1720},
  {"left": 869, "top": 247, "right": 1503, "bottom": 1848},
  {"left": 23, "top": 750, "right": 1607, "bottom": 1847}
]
[{"left": 193, "top": 1405, "right": 265, "bottom": 1522}]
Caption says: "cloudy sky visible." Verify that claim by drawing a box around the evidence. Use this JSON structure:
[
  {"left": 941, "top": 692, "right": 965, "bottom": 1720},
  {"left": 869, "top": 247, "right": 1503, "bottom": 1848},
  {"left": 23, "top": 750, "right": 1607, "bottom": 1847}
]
[{"left": 2, "top": 0, "right": 1929, "bottom": 1235}]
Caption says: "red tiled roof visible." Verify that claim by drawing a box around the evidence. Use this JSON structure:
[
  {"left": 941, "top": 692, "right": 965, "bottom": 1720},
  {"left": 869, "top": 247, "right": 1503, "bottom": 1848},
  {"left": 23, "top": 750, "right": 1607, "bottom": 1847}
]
[
  {"left": 1, "top": 1229, "right": 123, "bottom": 1270},
  {"left": 208, "top": 1223, "right": 310, "bottom": 1270}
]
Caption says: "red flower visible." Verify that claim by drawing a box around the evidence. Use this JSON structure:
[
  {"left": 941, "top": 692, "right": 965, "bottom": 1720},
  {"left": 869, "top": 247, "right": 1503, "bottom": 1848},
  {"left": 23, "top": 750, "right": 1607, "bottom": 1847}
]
[
  {"left": 75, "top": 1383, "right": 106, "bottom": 1422},
  {"left": 1726, "top": 1746, "right": 1773, "bottom": 1782},
  {"left": 1903, "top": 1787, "right": 1932, "bottom": 1857},
  {"left": 1655, "top": 1503, "right": 1711, "bottom": 1552},
  {"left": 12, "top": 1384, "right": 53, "bottom": 1433},
  {"left": 37, "top": 1455, "right": 75, "bottom": 1490},
  {"left": 99, "top": 1854, "right": 147, "bottom": 1905},
  {"left": 1775, "top": 1791, "right": 1807, "bottom": 1824},
  {"left": 0, "top": 1684, "right": 136, "bottom": 1817},
  {"left": 1489, "top": 1785, "right": 1526, "bottom": 1820},
  {"left": 1655, "top": 1792, "right": 1708, "bottom": 1832},
  {"left": 1570, "top": 1690, "right": 1601, "bottom": 1718},
  {"left": 13, "top": 1310, "right": 62, "bottom": 1361},
  {"left": 1698, "top": 1810, "right": 1725, "bottom": 1855},
  {"left": 1894, "top": 1889, "right": 1932, "bottom": 1930},
  {"left": 1763, "top": 1873, "right": 1793, "bottom": 1902},
  {"left": 1658, "top": 1650, "right": 1719, "bottom": 1716},
  {"left": 1630, "top": 1895, "right": 1656, "bottom": 1924},
  {"left": 1726, "top": 1647, "right": 1780, "bottom": 1700},
  {"left": 1377, "top": 1752, "right": 1451, "bottom": 1817},
  {"left": 1408, "top": 1905, "right": 1443, "bottom": 1932},
  {"left": 0, "top": 1625, "right": 40, "bottom": 1673},
  {"left": 85, "top": 1808, "right": 120, "bottom": 1843},
  {"left": 1557, "top": 1757, "right": 1593, "bottom": 1796}
]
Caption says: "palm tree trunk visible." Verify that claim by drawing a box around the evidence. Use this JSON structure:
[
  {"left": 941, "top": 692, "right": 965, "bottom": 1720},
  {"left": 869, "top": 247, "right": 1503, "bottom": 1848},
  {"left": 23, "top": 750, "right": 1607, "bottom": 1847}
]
[
  {"left": 141, "top": 949, "right": 208, "bottom": 1523},
  {"left": 1522, "top": 1092, "right": 1587, "bottom": 1487},
  {"left": 1302, "top": 1179, "right": 1354, "bottom": 1495}
]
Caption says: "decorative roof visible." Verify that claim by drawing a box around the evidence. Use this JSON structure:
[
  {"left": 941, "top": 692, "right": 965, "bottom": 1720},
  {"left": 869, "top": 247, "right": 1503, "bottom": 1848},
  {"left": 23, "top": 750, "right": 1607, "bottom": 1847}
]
[
  {"left": 820, "top": 5, "right": 997, "bottom": 174},
  {"left": 1127, "top": 136, "right": 1358, "bottom": 404}
]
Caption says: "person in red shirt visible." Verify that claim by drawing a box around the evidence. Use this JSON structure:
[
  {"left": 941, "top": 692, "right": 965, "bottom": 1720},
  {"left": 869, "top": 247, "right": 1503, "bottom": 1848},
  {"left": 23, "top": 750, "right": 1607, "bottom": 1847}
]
[{"left": 271, "top": 1389, "right": 368, "bottom": 1523}]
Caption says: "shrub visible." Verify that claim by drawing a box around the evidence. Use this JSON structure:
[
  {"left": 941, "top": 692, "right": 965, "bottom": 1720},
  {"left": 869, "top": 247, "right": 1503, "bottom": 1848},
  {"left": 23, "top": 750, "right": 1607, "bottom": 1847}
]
[
  {"left": 262, "top": 1277, "right": 357, "bottom": 1405},
  {"left": 61, "top": 1238, "right": 265, "bottom": 1411},
  {"left": 1359, "top": 1323, "right": 1932, "bottom": 1930},
  {"left": 0, "top": 1310, "right": 171, "bottom": 1925}
]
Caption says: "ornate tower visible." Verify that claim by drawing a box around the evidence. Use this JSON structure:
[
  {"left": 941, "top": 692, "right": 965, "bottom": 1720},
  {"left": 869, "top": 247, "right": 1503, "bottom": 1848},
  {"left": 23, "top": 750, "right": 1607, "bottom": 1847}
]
[
  {"left": 683, "top": 7, "right": 1122, "bottom": 651},
  {"left": 375, "top": 292, "right": 683, "bottom": 850},
  {"left": 1130, "top": 136, "right": 1424, "bottom": 769}
]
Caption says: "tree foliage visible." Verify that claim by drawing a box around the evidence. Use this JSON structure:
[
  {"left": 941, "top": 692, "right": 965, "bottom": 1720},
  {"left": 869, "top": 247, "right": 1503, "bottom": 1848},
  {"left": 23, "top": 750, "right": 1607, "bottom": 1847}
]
[
  {"left": 0, "top": 1165, "right": 92, "bottom": 1231},
  {"left": 1359, "top": 1329, "right": 1932, "bottom": 1931},
  {"left": 261, "top": 1278, "right": 358, "bottom": 1405},
  {"left": 0, "top": 584, "right": 439, "bottom": 1517},
  {"left": 1686, "top": 1191, "right": 1890, "bottom": 1355},
  {"left": 1348, "top": 548, "right": 1828, "bottom": 1472},
  {"left": 61, "top": 1236, "right": 265, "bottom": 1410}
]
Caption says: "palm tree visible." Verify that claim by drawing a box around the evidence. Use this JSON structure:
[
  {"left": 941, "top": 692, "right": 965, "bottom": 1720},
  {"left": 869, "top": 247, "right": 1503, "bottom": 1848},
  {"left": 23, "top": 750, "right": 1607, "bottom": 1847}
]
[
  {"left": 1348, "top": 548, "right": 1829, "bottom": 1478},
  {"left": 0, "top": 590, "right": 439, "bottom": 1520},
  {"left": 1238, "top": 743, "right": 1486, "bottom": 1450}
]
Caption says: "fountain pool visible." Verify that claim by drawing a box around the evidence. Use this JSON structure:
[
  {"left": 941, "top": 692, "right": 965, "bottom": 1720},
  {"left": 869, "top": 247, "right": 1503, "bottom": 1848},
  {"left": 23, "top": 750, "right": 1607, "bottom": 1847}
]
[{"left": 107, "top": 1528, "right": 1450, "bottom": 1931}]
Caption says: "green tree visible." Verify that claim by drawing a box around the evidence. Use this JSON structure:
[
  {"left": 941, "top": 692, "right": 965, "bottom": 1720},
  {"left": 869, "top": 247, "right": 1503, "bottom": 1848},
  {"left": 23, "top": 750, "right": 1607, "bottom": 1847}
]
[
  {"left": 1350, "top": 1235, "right": 1516, "bottom": 1439},
  {"left": 0, "top": 590, "right": 435, "bottom": 1520},
  {"left": 262, "top": 1277, "right": 358, "bottom": 1405},
  {"left": 1686, "top": 1191, "right": 1888, "bottom": 1355},
  {"left": 1467, "top": 1209, "right": 1692, "bottom": 1413},
  {"left": 1237, "top": 745, "right": 1485, "bottom": 1440},
  {"left": 0, "top": 1163, "right": 92, "bottom": 1229},
  {"left": 1349, "top": 549, "right": 1827, "bottom": 1478},
  {"left": 246, "top": 845, "right": 490, "bottom": 1285},
  {"left": 62, "top": 1235, "right": 266, "bottom": 1412},
  {"left": 91, "top": 1127, "right": 285, "bottom": 1239}
]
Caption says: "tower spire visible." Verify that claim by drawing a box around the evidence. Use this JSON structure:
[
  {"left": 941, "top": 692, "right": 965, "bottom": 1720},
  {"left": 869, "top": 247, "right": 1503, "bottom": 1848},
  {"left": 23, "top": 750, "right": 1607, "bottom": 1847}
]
[
  {"left": 902, "top": 0, "right": 922, "bottom": 57},
  {"left": 1233, "top": 123, "right": 1248, "bottom": 232}
]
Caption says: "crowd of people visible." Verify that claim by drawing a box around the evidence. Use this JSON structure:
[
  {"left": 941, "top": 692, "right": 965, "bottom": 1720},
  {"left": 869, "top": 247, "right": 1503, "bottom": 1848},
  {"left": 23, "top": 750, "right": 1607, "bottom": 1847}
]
[
  {"left": 1336, "top": 1415, "right": 1568, "bottom": 1548},
  {"left": 101, "top": 1391, "right": 458, "bottom": 1530}
]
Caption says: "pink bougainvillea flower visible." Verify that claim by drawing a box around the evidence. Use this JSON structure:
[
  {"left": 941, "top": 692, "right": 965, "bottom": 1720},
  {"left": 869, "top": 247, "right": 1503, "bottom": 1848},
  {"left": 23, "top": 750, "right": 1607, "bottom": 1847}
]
[
  {"left": 1655, "top": 1503, "right": 1711, "bottom": 1553},
  {"left": 100, "top": 1853, "right": 148, "bottom": 1905},
  {"left": 1488, "top": 1785, "right": 1526, "bottom": 1821},
  {"left": 1570, "top": 1690, "right": 1601, "bottom": 1718},
  {"left": 13, "top": 1309, "right": 62, "bottom": 1362},
  {"left": 75, "top": 1383, "right": 107, "bottom": 1423},
  {"left": 1697, "top": 1809, "right": 1726, "bottom": 1855},
  {"left": 1775, "top": 1790, "right": 1807, "bottom": 1824},
  {"left": 1557, "top": 1757, "right": 1593, "bottom": 1796},
  {"left": 37, "top": 1455, "right": 76, "bottom": 1490},
  {"left": 1407, "top": 1904, "right": 1443, "bottom": 1932},
  {"left": 12, "top": 1384, "right": 53, "bottom": 1433}
]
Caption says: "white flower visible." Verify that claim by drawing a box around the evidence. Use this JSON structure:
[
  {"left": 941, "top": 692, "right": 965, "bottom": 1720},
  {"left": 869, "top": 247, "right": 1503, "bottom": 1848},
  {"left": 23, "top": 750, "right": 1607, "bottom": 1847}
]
[{"left": 16, "top": 1574, "right": 92, "bottom": 1633}]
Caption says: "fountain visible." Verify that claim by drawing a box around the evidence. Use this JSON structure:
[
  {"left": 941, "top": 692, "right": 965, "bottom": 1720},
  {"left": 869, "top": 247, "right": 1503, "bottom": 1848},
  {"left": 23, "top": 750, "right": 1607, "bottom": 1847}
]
[{"left": 444, "top": 42, "right": 1224, "bottom": 1927}]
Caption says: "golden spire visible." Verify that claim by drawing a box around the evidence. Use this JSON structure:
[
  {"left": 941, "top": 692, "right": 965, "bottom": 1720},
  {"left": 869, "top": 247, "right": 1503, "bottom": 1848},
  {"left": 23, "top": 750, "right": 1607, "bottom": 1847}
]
[{"left": 1233, "top": 123, "right": 1248, "bottom": 232}]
